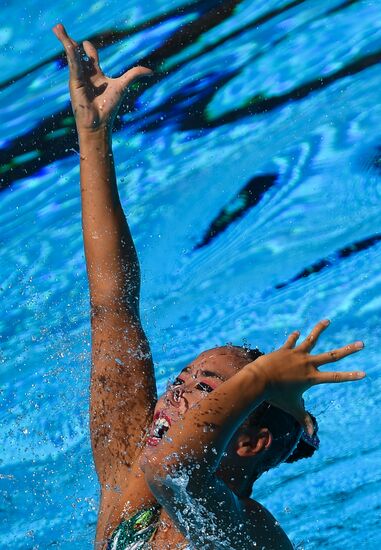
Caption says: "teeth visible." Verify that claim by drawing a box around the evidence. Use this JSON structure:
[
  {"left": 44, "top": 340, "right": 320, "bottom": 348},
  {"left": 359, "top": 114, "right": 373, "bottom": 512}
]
[
  {"left": 152, "top": 417, "right": 170, "bottom": 439},
  {"left": 155, "top": 417, "right": 170, "bottom": 428}
]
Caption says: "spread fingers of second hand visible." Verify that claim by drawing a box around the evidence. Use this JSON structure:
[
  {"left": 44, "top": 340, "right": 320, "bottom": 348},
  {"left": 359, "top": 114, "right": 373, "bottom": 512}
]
[{"left": 312, "top": 340, "right": 364, "bottom": 367}]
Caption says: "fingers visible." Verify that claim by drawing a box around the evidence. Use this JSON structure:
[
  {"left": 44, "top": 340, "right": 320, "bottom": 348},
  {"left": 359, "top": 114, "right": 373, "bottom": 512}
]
[
  {"left": 303, "top": 412, "right": 314, "bottom": 436},
  {"left": 298, "top": 319, "right": 330, "bottom": 352},
  {"left": 313, "top": 340, "right": 364, "bottom": 366},
  {"left": 82, "top": 40, "right": 101, "bottom": 71},
  {"left": 284, "top": 398, "right": 314, "bottom": 435},
  {"left": 119, "top": 66, "right": 154, "bottom": 91},
  {"left": 52, "top": 23, "right": 83, "bottom": 80},
  {"left": 283, "top": 330, "right": 300, "bottom": 349},
  {"left": 315, "top": 369, "right": 366, "bottom": 385}
]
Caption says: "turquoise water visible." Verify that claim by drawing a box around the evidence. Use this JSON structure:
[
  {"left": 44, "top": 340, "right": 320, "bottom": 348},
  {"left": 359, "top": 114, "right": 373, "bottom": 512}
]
[{"left": 1, "top": 1, "right": 380, "bottom": 547}]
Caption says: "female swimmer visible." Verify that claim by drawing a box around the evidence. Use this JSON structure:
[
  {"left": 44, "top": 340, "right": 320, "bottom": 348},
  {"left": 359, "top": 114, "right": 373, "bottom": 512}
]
[{"left": 52, "top": 23, "right": 366, "bottom": 549}]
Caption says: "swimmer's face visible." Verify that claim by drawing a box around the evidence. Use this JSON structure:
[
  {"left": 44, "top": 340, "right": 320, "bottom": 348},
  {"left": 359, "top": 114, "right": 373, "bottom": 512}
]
[{"left": 142, "top": 347, "right": 248, "bottom": 451}]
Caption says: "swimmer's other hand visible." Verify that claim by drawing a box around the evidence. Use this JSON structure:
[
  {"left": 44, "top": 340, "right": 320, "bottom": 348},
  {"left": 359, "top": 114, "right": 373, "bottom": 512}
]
[
  {"left": 52, "top": 23, "right": 153, "bottom": 133},
  {"left": 247, "top": 320, "right": 365, "bottom": 435}
]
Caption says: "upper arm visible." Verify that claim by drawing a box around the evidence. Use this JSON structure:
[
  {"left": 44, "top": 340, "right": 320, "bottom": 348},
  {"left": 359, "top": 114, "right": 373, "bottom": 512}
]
[{"left": 90, "top": 301, "right": 157, "bottom": 487}]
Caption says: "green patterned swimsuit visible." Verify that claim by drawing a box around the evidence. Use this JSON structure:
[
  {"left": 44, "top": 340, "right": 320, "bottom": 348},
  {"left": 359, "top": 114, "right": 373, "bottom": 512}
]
[{"left": 107, "top": 505, "right": 161, "bottom": 550}]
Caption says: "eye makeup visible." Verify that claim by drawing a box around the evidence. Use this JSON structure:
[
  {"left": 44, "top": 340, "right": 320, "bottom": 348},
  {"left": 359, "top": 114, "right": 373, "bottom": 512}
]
[
  {"left": 170, "top": 376, "right": 215, "bottom": 393},
  {"left": 196, "top": 381, "right": 214, "bottom": 393}
]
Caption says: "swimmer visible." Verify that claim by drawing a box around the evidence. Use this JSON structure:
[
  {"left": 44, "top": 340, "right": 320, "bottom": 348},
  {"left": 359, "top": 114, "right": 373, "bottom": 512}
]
[{"left": 52, "top": 23, "right": 366, "bottom": 549}]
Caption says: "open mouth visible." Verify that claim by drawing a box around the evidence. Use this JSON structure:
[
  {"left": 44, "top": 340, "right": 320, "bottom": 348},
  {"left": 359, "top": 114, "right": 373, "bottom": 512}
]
[{"left": 146, "top": 412, "right": 172, "bottom": 446}]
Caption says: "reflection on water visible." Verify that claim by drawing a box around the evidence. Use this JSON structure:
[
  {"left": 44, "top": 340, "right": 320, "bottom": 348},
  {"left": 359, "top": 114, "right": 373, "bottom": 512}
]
[{"left": 0, "top": 1, "right": 380, "bottom": 548}]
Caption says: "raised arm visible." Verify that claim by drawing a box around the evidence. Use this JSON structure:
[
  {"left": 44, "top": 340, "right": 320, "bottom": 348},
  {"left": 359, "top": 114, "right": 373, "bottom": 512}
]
[
  {"left": 143, "top": 321, "right": 365, "bottom": 548},
  {"left": 145, "top": 321, "right": 364, "bottom": 475},
  {"left": 52, "top": 24, "right": 156, "bottom": 486}
]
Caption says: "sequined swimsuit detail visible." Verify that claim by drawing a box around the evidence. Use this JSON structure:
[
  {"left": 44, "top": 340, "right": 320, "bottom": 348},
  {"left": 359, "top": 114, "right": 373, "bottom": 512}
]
[{"left": 107, "top": 505, "right": 161, "bottom": 550}]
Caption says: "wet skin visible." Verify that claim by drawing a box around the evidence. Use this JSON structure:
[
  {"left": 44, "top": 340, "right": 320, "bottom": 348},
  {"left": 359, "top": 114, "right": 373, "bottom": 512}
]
[
  {"left": 141, "top": 347, "right": 245, "bottom": 455},
  {"left": 139, "top": 346, "right": 273, "bottom": 498},
  {"left": 51, "top": 23, "right": 366, "bottom": 549}
]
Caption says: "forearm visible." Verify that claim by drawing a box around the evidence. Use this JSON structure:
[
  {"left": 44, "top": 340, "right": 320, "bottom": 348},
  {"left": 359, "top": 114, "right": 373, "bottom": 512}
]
[
  {"left": 79, "top": 128, "right": 140, "bottom": 310},
  {"left": 147, "top": 364, "right": 267, "bottom": 475}
]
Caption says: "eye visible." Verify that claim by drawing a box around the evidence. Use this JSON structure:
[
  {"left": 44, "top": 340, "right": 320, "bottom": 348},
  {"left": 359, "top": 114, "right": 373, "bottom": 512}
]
[
  {"left": 172, "top": 377, "right": 184, "bottom": 386},
  {"left": 196, "top": 382, "right": 213, "bottom": 393}
]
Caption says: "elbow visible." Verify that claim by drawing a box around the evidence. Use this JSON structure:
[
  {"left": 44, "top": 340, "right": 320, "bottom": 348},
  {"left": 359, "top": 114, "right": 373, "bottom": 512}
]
[
  {"left": 143, "top": 461, "right": 193, "bottom": 507},
  {"left": 140, "top": 435, "right": 215, "bottom": 489},
  {"left": 142, "top": 455, "right": 211, "bottom": 497},
  {"left": 142, "top": 451, "right": 191, "bottom": 489},
  {"left": 143, "top": 462, "right": 164, "bottom": 489},
  {"left": 143, "top": 462, "right": 176, "bottom": 503},
  {"left": 139, "top": 440, "right": 187, "bottom": 478},
  {"left": 141, "top": 454, "right": 180, "bottom": 482}
]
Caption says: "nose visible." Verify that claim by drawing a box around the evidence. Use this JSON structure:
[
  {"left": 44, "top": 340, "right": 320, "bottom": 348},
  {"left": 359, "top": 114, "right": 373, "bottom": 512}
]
[
  {"left": 165, "top": 385, "right": 189, "bottom": 412},
  {"left": 173, "top": 386, "right": 183, "bottom": 402}
]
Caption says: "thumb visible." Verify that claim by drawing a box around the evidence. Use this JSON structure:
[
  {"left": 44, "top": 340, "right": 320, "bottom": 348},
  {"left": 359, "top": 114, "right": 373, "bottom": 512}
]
[
  {"left": 303, "top": 412, "right": 314, "bottom": 436},
  {"left": 119, "top": 65, "right": 154, "bottom": 90},
  {"left": 285, "top": 398, "right": 313, "bottom": 435}
]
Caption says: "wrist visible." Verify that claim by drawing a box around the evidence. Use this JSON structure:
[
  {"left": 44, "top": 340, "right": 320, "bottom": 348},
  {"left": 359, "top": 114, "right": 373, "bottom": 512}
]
[
  {"left": 78, "top": 126, "right": 112, "bottom": 143},
  {"left": 243, "top": 360, "right": 271, "bottom": 399}
]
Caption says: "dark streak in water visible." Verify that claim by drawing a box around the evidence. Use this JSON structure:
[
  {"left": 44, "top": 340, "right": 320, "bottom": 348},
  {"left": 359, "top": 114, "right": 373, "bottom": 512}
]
[
  {"left": 175, "top": 47, "right": 381, "bottom": 132},
  {"left": 275, "top": 234, "right": 381, "bottom": 289},
  {"left": 371, "top": 147, "right": 381, "bottom": 173},
  {"left": 147, "top": 0, "right": 308, "bottom": 72},
  {"left": 0, "top": 1, "right": 205, "bottom": 91},
  {"left": 0, "top": 0, "right": 244, "bottom": 189},
  {"left": 326, "top": 0, "right": 360, "bottom": 17},
  {"left": 194, "top": 174, "right": 278, "bottom": 249},
  {"left": 1, "top": 0, "right": 379, "bottom": 189}
]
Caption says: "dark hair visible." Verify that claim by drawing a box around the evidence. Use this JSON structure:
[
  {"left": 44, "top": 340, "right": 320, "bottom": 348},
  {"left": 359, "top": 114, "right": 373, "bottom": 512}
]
[
  {"left": 235, "top": 346, "right": 320, "bottom": 466},
  {"left": 285, "top": 412, "right": 319, "bottom": 463},
  {"left": 247, "top": 402, "right": 302, "bottom": 465},
  {"left": 241, "top": 346, "right": 264, "bottom": 363}
]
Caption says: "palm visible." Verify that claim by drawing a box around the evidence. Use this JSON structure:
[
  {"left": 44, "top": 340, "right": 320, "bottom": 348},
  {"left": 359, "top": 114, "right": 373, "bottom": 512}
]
[
  {"left": 257, "top": 321, "right": 365, "bottom": 434},
  {"left": 53, "top": 23, "right": 153, "bottom": 131},
  {"left": 69, "top": 63, "right": 120, "bottom": 130}
]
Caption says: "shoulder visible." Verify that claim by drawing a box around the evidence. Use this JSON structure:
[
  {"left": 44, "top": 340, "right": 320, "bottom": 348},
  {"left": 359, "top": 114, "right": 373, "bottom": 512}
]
[{"left": 239, "top": 497, "right": 294, "bottom": 550}]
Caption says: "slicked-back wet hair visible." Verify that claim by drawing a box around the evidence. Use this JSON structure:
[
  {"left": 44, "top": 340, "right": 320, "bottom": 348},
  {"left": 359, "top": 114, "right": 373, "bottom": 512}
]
[{"left": 231, "top": 345, "right": 319, "bottom": 470}]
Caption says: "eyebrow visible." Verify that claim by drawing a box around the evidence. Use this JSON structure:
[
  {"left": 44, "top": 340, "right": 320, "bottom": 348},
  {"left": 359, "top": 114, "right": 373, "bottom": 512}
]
[{"left": 180, "top": 366, "right": 227, "bottom": 382}]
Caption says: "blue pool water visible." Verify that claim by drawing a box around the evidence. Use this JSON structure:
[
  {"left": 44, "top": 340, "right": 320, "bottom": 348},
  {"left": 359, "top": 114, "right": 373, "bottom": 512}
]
[{"left": 1, "top": 1, "right": 380, "bottom": 548}]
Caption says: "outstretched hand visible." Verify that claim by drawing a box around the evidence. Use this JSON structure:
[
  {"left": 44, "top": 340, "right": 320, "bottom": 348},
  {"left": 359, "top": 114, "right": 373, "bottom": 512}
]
[
  {"left": 52, "top": 23, "right": 153, "bottom": 133},
  {"left": 250, "top": 320, "right": 366, "bottom": 434}
]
